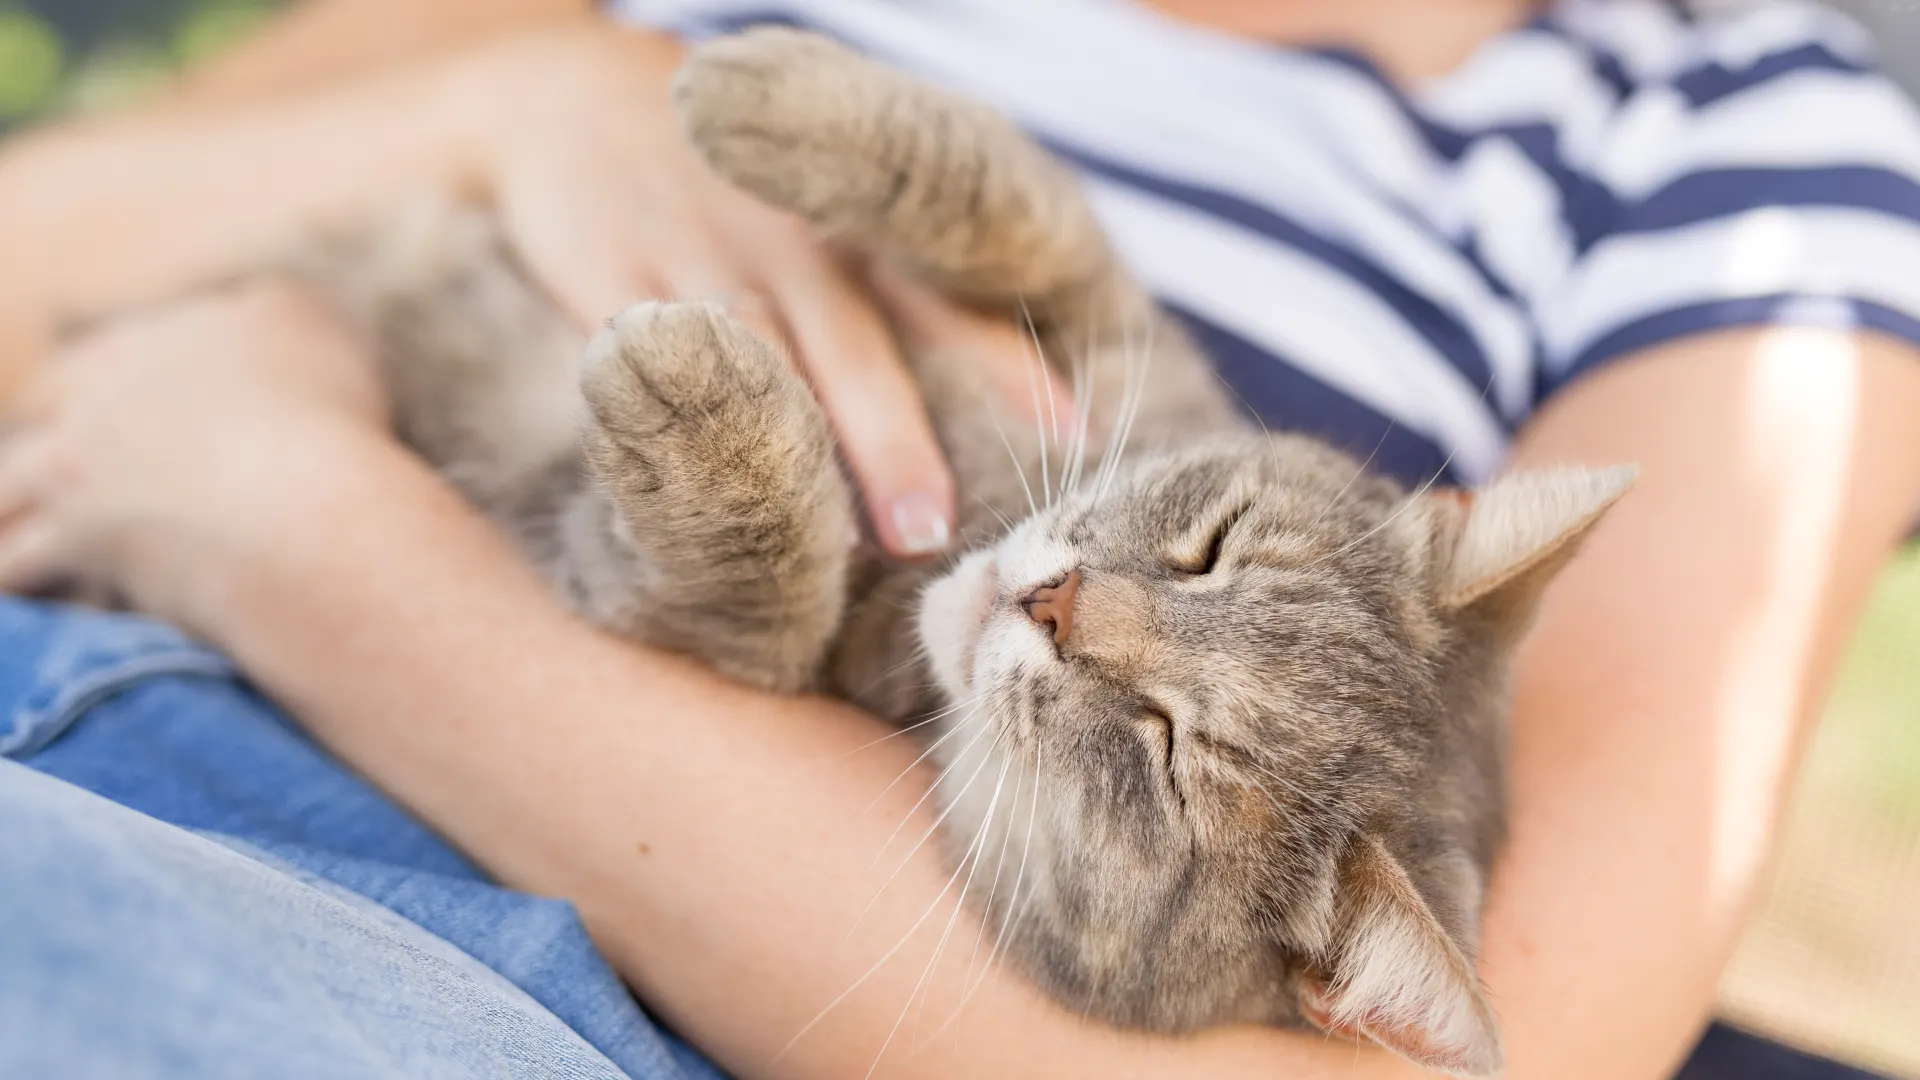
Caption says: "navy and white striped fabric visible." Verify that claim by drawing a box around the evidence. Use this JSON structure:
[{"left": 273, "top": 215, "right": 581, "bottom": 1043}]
[{"left": 610, "top": 0, "right": 1920, "bottom": 487}]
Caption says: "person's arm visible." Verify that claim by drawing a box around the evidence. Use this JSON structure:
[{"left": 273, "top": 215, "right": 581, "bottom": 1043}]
[
  {"left": 1480, "top": 325, "right": 1920, "bottom": 1076},
  {"left": 0, "top": 19, "right": 654, "bottom": 396},
  {"left": 9, "top": 288, "right": 1919, "bottom": 1078},
  {"left": 0, "top": 0, "right": 591, "bottom": 385}
]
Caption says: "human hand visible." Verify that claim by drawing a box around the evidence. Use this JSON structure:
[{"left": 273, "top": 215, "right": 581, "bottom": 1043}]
[
  {"left": 0, "top": 280, "right": 391, "bottom": 631},
  {"left": 439, "top": 22, "right": 1062, "bottom": 556}
]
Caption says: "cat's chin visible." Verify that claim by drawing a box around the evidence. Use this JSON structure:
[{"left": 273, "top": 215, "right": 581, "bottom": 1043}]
[{"left": 916, "top": 549, "right": 999, "bottom": 698}]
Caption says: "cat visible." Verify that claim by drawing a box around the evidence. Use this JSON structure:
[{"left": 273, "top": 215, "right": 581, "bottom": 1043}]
[{"left": 281, "top": 27, "right": 1634, "bottom": 1077}]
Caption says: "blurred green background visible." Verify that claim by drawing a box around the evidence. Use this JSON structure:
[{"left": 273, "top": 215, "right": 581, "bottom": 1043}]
[
  {"left": 0, "top": 0, "right": 285, "bottom": 134},
  {"left": 3, "top": 0, "right": 1918, "bottom": 1072}
]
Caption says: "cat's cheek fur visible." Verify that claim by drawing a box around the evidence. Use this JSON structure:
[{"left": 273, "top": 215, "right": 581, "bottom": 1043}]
[{"left": 917, "top": 550, "right": 999, "bottom": 697}]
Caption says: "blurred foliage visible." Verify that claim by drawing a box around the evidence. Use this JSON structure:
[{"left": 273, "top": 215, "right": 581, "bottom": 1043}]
[
  {"left": 1825, "top": 548, "right": 1920, "bottom": 818},
  {"left": 0, "top": 0, "right": 287, "bottom": 133}
]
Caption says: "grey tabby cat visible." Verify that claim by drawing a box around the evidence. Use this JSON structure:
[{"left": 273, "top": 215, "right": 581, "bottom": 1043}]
[{"left": 286, "top": 27, "right": 1634, "bottom": 1078}]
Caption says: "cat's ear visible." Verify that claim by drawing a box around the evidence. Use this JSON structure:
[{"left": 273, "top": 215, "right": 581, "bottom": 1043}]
[
  {"left": 1433, "top": 465, "right": 1637, "bottom": 614},
  {"left": 1302, "top": 835, "right": 1504, "bottom": 1077}
]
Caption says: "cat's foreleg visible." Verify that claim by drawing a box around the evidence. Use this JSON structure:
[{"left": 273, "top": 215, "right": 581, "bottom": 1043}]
[
  {"left": 673, "top": 29, "right": 1236, "bottom": 446},
  {"left": 568, "top": 300, "right": 856, "bottom": 693}
]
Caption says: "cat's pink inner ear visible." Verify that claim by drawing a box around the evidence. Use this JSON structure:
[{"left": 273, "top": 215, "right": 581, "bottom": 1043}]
[
  {"left": 1318, "top": 836, "right": 1505, "bottom": 1077},
  {"left": 1435, "top": 464, "right": 1637, "bottom": 611}
]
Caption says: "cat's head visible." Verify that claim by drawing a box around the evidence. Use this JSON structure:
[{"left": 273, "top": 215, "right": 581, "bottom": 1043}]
[{"left": 916, "top": 432, "right": 1633, "bottom": 1076}]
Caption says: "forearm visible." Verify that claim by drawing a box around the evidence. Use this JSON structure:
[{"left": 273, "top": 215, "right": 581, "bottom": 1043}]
[
  {"left": 1480, "top": 329, "right": 1920, "bottom": 1078},
  {"left": 0, "top": 56, "right": 492, "bottom": 395}
]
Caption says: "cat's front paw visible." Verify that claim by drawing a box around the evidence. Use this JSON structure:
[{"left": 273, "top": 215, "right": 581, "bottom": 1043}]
[
  {"left": 579, "top": 300, "right": 798, "bottom": 486},
  {"left": 576, "top": 299, "right": 854, "bottom": 692},
  {"left": 673, "top": 27, "right": 899, "bottom": 230}
]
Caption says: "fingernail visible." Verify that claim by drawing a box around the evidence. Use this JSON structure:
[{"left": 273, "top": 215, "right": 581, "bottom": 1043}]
[{"left": 891, "top": 493, "right": 952, "bottom": 556}]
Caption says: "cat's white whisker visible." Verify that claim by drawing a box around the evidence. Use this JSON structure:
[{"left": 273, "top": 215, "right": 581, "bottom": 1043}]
[
  {"left": 964, "top": 739, "right": 1043, "bottom": 1006},
  {"left": 1247, "top": 781, "right": 1289, "bottom": 819},
  {"left": 848, "top": 640, "right": 940, "bottom": 700},
  {"left": 866, "top": 709, "right": 996, "bottom": 866},
  {"left": 1213, "top": 358, "right": 1272, "bottom": 444},
  {"left": 777, "top": 809, "right": 982, "bottom": 1065},
  {"left": 1061, "top": 329, "right": 1096, "bottom": 498},
  {"left": 845, "top": 727, "right": 1003, "bottom": 963},
  {"left": 973, "top": 495, "right": 1016, "bottom": 533},
  {"left": 953, "top": 752, "right": 1026, "bottom": 1000},
  {"left": 862, "top": 707, "right": 976, "bottom": 814},
  {"left": 903, "top": 750, "right": 1013, "bottom": 1049},
  {"left": 1016, "top": 297, "right": 1056, "bottom": 510},
  {"left": 847, "top": 695, "right": 980, "bottom": 756},
  {"left": 854, "top": 730, "right": 1010, "bottom": 1077},
  {"left": 1099, "top": 307, "right": 1158, "bottom": 501},
  {"left": 982, "top": 394, "right": 1039, "bottom": 518},
  {"left": 1090, "top": 375, "right": 1124, "bottom": 497},
  {"left": 1090, "top": 316, "right": 1134, "bottom": 497},
  {"left": 1059, "top": 294, "right": 1098, "bottom": 498},
  {"left": 1094, "top": 316, "right": 1151, "bottom": 501},
  {"left": 1306, "top": 420, "right": 1396, "bottom": 533},
  {"left": 1022, "top": 298, "right": 1066, "bottom": 508},
  {"left": 853, "top": 718, "right": 1003, "bottom": 938},
  {"left": 1244, "top": 771, "right": 1300, "bottom": 816},
  {"left": 1305, "top": 449, "right": 1457, "bottom": 572}
]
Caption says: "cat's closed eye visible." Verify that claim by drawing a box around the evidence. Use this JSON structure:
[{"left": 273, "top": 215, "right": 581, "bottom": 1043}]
[{"left": 1173, "top": 503, "right": 1249, "bottom": 576}]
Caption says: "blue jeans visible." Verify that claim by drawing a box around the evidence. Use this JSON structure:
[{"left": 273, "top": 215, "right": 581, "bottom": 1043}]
[{"left": 0, "top": 598, "right": 726, "bottom": 1080}]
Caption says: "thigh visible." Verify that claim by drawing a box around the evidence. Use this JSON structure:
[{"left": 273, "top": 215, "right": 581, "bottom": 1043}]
[
  {"left": 0, "top": 596, "right": 479, "bottom": 872},
  {"left": 0, "top": 758, "right": 633, "bottom": 1080},
  {"left": 0, "top": 597, "right": 726, "bottom": 1080}
]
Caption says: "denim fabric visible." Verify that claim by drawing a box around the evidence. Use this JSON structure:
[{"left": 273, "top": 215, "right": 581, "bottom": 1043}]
[{"left": 0, "top": 598, "right": 727, "bottom": 1080}]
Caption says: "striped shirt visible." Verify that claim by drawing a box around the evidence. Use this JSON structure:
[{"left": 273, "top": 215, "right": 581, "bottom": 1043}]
[{"left": 610, "top": 0, "right": 1920, "bottom": 487}]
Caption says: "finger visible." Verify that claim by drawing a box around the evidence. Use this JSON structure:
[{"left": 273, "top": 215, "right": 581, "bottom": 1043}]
[
  {"left": 868, "top": 263, "right": 1077, "bottom": 443},
  {"left": 0, "top": 516, "right": 65, "bottom": 596},
  {"left": 763, "top": 250, "right": 957, "bottom": 558},
  {"left": 499, "top": 178, "right": 673, "bottom": 331},
  {"left": 514, "top": 173, "right": 785, "bottom": 349},
  {"left": 658, "top": 267, "right": 790, "bottom": 359}
]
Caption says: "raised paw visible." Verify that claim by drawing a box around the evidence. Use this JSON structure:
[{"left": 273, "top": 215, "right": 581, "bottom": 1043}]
[
  {"left": 579, "top": 300, "right": 801, "bottom": 486},
  {"left": 674, "top": 27, "right": 1111, "bottom": 307},
  {"left": 673, "top": 27, "right": 904, "bottom": 233},
  {"left": 576, "top": 300, "right": 855, "bottom": 691}
]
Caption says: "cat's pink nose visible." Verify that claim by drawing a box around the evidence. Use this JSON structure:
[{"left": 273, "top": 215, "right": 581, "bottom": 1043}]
[{"left": 1021, "top": 570, "right": 1080, "bottom": 646}]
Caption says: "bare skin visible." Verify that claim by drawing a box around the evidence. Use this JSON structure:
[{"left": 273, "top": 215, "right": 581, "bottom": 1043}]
[{"left": 5, "top": 2, "right": 1920, "bottom": 1076}]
